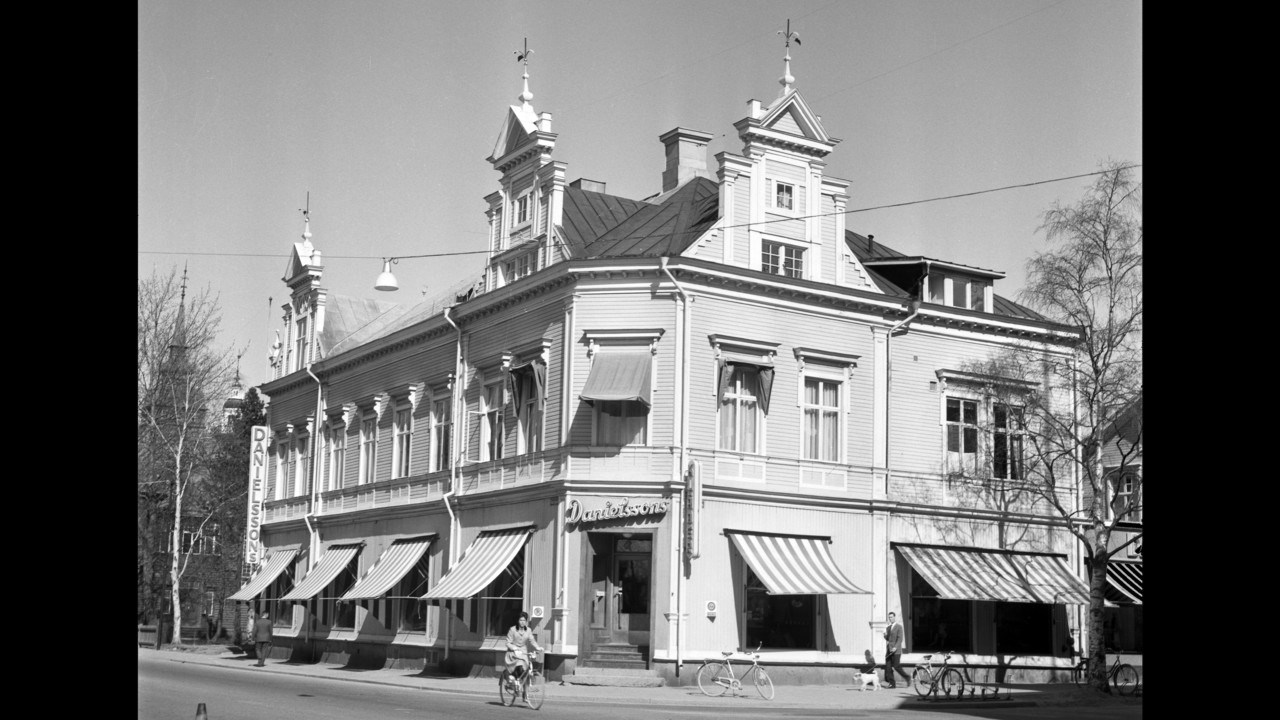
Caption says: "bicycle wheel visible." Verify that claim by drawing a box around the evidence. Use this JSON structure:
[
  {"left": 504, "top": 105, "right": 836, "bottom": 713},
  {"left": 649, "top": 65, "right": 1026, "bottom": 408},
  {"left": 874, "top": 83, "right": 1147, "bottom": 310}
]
[
  {"left": 1112, "top": 664, "right": 1138, "bottom": 696},
  {"left": 524, "top": 671, "right": 545, "bottom": 709},
  {"left": 941, "top": 668, "right": 965, "bottom": 697},
  {"left": 1072, "top": 660, "right": 1088, "bottom": 687},
  {"left": 499, "top": 670, "right": 519, "bottom": 707},
  {"left": 911, "top": 667, "right": 933, "bottom": 696},
  {"left": 753, "top": 668, "right": 775, "bottom": 700},
  {"left": 697, "top": 662, "right": 730, "bottom": 696}
]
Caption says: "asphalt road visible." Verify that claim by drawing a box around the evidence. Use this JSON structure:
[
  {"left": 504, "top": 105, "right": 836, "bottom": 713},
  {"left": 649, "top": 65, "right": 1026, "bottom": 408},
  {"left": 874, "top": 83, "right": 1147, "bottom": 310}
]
[{"left": 138, "top": 652, "right": 1144, "bottom": 720}]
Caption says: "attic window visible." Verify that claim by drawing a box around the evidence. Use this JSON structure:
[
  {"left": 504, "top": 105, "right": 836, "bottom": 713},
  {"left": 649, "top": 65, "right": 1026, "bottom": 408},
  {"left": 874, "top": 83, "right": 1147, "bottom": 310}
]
[
  {"left": 774, "top": 181, "right": 794, "bottom": 211},
  {"left": 762, "top": 240, "right": 803, "bottom": 279},
  {"left": 516, "top": 193, "right": 531, "bottom": 225}
]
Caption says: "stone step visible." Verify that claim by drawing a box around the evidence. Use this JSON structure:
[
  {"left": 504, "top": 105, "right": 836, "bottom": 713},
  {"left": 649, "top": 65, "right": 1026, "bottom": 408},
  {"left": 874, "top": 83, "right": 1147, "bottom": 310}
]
[
  {"left": 563, "top": 668, "right": 665, "bottom": 687},
  {"left": 572, "top": 666, "right": 658, "bottom": 676},
  {"left": 591, "top": 645, "right": 643, "bottom": 656},
  {"left": 581, "top": 658, "right": 649, "bottom": 669}
]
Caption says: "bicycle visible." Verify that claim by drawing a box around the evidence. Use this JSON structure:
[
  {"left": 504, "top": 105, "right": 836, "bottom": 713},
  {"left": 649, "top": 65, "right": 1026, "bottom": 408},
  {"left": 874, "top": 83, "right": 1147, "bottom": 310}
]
[
  {"left": 696, "top": 642, "right": 775, "bottom": 700},
  {"left": 1071, "top": 650, "right": 1138, "bottom": 695},
  {"left": 498, "top": 649, "right": 545, "bottom": 710},
  {"left": 911, "top": 650, "right": 965, "bottom": 698}
]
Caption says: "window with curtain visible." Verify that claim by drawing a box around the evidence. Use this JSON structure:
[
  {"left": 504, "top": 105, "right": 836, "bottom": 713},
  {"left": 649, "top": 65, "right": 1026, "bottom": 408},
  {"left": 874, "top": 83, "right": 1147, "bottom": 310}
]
[
  {"left": 431, "top": 395, "right": 452, "bottom": 473},
  {"left": 508, "top": 362, "right": 545, "bottom": 454},
  {"left": 393, "top": 407, "right": 413, "bottom": 479},
  {"left": 360, "top": 414, "right": 378, "bottom": 484},
  {"left": 802, "top": 377, "right": 841, "bottom": 461},
  {"left": 294, "top": 434, "right": 309, "bottom": 497},
  {"left": 482, "top": 383, "right": 503, "bottom": 461},
  {"left": 596, "top": 400, "right": 648, "bottom": 445},
  {"left": 327, "top": 423, "right": 345, "bottom": 491},
  {"left": 945, "top": 397, "right": 978, "bottom": 473},
  {"left": 993, "top": 403, "right": 1024, "bottom": 480},
  {"left": 718, "top": 362, "right": 772, "bottom": 454}
]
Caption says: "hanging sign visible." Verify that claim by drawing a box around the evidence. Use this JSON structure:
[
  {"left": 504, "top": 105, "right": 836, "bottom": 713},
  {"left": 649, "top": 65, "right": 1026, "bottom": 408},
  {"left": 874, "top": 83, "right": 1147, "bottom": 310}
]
[
  {"left": 244, "top": 425, "right": 269, "bottom": 565},
  {"left": 684, "top": 460, "right": 702, "bottom": 560},
  {"left": 565, "top": 497, "right": 669, "bottom": 527}
]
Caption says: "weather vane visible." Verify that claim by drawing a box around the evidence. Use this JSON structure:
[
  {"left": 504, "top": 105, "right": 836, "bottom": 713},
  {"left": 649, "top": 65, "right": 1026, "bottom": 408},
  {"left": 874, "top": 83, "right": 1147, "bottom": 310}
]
[
  {"left": 778, "top": 19, "right": 800, "bottom": 49},
  {"left": 515, "top": 37, "right": 533, "bottom": 65},
  {"left": 514, "top": 38, "right": 535, "bottom": 107},
  {"left": 776, "top": 20, "right": 800, "bottom": 94}
]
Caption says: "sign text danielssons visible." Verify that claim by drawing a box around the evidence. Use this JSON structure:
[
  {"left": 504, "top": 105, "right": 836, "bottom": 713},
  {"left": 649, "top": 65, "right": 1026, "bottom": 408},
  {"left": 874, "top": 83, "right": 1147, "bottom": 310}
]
[{"left": 566, "top": 497, "right": 669, "bottom": 527}]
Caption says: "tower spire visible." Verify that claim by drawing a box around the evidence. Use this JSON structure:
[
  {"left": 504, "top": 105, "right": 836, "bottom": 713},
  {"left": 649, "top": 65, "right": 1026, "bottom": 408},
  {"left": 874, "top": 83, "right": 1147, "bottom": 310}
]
[
  {"left": 514, "top": 38, "right": 534, "bottom": 110},
  {"left": 777, "top": 19, "right": 800, "bottom": 96},
  {"left": 299, "top": 192, "right": 313, "bottom": 251}
]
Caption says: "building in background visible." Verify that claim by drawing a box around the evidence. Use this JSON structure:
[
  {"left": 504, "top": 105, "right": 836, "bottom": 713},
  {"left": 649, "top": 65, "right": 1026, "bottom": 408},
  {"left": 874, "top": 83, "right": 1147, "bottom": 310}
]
[{"left": 233, "top": 43, "right": 1092, "bottom": 684}]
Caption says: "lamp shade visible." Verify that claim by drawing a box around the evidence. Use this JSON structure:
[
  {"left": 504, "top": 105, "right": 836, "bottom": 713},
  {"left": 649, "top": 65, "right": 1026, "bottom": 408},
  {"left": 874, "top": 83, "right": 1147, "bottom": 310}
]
[{"left": 374, "top": 260, "right": 398, "bottom": 291}]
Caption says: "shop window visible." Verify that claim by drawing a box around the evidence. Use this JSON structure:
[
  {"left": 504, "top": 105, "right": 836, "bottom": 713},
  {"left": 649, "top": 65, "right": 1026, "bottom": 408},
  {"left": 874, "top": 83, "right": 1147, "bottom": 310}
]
[
  {"left": 396, "top": 554, "right": 431, "bottom": 633},
  {"left": 475, "top": 549, "right": 525, "bottom": 636},
  {"left": 431, "top": 395, "right": 452, "bottom": 473},
  {"left": 994, "top": 602, "right": 1053, "bottom": 655},
  {"left": 1103, "top": 605, "right": 1143, "bottom": 653},
  {"left": 945, "top": 397, "right": 979, "bottom": 473},
  {"left": 909, "top": 571, "right": 972, "bottom": 653},
  {"left": 744, "top": 567, "right": 816, "bottom": 649},
  {"left": 329, "top": 560, "right": 358, "bottom": 629}
]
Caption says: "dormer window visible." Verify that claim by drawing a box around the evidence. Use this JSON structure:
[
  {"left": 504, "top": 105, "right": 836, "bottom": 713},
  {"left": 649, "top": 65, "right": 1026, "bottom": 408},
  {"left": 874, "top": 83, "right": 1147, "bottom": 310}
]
[
  {"left": 762, "top": 240, "right": 804, "bottom": 278},
  {"left": 774, "top": 181, "right": 794, "bottom": 211},
  {"left": 516, "top": 193, "right": 531, "bottom": 226},
  {"left": 927, "top": 273, "right": 989, "bottom": 312}
]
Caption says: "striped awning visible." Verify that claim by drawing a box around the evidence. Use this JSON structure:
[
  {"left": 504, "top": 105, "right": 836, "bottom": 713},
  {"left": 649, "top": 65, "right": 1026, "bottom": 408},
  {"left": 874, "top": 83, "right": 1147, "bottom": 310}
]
[
  {"left": 727, "top": 530, "right": 870, "bottom": 595},
  {"left": 896, "top": 543, "right": 1090, "bottom": 604},
  {"left": 1106, "top": 562, "right": 1143, "bottom": 605},
  {"left": 281, "top": 543, "right": 362, "bottom": 601},
  {"left": 423, "top": 527, "right": 532, "bottom": 600},
  {"left": 580, "top": 351, "right": 653, "bottom": 407},
  {"left": 228, "top": 547, "right": 299, "bottom": 601},
  {"left": 341, "top": 536, "right": 435, "bottom": 601}
]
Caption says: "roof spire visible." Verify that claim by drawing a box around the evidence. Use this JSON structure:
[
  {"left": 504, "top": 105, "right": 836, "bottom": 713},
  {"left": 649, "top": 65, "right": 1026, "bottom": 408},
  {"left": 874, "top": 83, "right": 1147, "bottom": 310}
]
[
  {"left": 777, "top": 19, "right": 800, "bottom": 96},
  {"left": 514, "top": 38, "right": 534, "bottom": 110}
]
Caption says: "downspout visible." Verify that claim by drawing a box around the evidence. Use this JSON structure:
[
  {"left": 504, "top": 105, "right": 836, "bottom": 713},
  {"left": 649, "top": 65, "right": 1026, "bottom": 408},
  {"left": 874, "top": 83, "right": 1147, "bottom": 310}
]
[
  {"left": 1070, "top": 348, "right": 1083, "bottom": 657},
  {"left": 305, "top": 364, "right": 324, "bottom": 661},
  {"left": 884, "top": 299, "right": 921, "bottom": 495},
  {"left": 660, "top": 257, "right": 689, "bottom": 676},
  {"left": 441, "top": 306, "right": 464, "bottom": 662}
]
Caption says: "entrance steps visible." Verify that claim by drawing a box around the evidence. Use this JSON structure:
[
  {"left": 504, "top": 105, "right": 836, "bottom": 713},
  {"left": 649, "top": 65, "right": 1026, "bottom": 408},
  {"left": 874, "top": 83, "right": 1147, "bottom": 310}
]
[{"left": 563, "top": 665, "right": 665, "bottom": 687}]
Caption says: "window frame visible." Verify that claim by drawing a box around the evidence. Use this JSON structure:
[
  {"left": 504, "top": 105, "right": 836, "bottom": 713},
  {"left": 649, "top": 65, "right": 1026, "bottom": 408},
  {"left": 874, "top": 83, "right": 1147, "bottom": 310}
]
[
  {"left": 326, "top": 420, "right": 346, "bottom": 491},
  {"left": 594, "top": 399, "right": 649, "bottom": 446},
  {"left": 481, "top": 381, "right": 504, "bottom": 462},
  {"left": 359, "top": 411, "right": 378, "bottom": 485},
  {"left": 992, "top": 402, "right": 1025, "bottom": 481},
  {"left": 392, "top": 404, "right": 413, "bottom": 479},
  {"left": 944, "top": 396, "right": 980, "bottom": 474},
  {"left": 514, "top": 368, "right": 543, "bottom": 454},
  {"left": 474, "top": 544, "right": 526, "bottom": 637},
  {"left": 801, "top": 372, "right": 843, "bottom": 462},
  {"left": 761, "top": 238, "right": 804, "bottom": 278},
  {"left": 718, "top": 363, "right": 765, "bottom": 454},
  {"left": 515, "top": 191, "right": 531, "bottom": 227},
  {"left": 431, "top": 393, "right": 452, "bottom": 473}
]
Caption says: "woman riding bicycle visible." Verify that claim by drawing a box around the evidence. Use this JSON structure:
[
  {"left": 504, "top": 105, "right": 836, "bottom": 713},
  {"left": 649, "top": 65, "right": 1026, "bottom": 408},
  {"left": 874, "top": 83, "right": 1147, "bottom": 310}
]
[{"left": 503, "top": 611, "right": 544, "bottom": 691}]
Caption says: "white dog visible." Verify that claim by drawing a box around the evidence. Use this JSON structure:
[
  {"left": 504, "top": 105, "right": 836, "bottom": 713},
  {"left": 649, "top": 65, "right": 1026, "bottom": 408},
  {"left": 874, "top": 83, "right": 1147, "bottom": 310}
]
[{"left": 855, "top": 672, "right": 881, "bottom": 691}]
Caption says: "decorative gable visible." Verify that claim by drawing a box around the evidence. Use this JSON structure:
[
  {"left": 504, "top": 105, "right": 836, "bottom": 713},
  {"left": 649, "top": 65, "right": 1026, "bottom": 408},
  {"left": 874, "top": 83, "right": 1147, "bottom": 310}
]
[
  {"left": 753, "top": 90, "right": 839, "bottom": 151},
  {"left": 490, "top": 105, "right": 539, "bottom": 164}
]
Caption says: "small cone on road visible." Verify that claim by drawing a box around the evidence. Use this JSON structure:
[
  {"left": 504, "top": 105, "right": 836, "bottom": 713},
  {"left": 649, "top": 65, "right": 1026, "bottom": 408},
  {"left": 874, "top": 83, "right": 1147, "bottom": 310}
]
[{"left": 195, "top": 702, "right": 208, "bottom": 719}]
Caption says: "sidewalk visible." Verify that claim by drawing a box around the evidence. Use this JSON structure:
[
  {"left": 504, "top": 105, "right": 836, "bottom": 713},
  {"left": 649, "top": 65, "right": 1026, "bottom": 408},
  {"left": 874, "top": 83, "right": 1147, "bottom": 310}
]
[{"left": 143, "top": 645, "right": 1133, "bottom": 712}]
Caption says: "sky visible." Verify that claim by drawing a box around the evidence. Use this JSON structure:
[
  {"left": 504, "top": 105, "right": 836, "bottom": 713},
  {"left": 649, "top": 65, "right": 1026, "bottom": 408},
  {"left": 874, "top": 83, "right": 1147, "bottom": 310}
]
[{"left": 138, "top": 0, "right": 1142, "bottom": 392}]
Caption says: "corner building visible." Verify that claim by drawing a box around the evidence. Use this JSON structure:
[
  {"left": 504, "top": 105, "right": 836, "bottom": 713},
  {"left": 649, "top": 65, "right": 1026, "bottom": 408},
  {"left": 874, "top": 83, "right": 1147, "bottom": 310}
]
[{"left": 238, "top": 57, "right": 1090, "bottom": 685}]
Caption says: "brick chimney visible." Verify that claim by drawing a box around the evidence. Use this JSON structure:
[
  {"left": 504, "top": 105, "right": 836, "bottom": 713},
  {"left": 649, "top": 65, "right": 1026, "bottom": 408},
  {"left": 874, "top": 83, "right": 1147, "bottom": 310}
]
[{"left": 659, "top": 127, "right": 713, "bottom": 192}]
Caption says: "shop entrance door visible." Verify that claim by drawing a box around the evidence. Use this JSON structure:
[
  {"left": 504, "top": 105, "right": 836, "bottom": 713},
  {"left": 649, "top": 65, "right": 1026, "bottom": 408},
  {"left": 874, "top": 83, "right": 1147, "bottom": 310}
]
[{"left": 581, "top": 533, "right": 652, "bottom": 665}]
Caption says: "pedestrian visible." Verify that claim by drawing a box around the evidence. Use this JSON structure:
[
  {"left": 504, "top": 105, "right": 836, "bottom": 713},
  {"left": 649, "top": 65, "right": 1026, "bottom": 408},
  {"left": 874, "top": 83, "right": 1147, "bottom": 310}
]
[
  {"left": 503, "top": 611, "right": 544, "bottom": 696},
  {"left": 253, "top": 610, "right": 274, "bottom": 667},
  {"left": 883, "top": 611, "right": 911, "bottom": 688}
]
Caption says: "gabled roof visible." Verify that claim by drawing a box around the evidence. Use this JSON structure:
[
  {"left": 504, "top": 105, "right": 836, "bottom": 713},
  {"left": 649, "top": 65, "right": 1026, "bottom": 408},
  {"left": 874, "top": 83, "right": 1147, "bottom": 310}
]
[
  {"left": 1101, "top": 392, "right": 1144, "bottom": 446},
  {"left": 560, "top": 177, "right": 719, "bottom": 258},
  {"left": 759, "top": 89, "right": 836, "bottom": 145},
  {"left": 488, "top": 105, "right": 540, "bottom": 163}
]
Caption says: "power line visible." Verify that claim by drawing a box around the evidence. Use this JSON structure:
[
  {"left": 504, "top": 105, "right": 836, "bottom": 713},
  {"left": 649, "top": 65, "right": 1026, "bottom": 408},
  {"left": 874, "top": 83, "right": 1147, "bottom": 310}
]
[{"left": 137, "top": 164, "right": 1139, "bottom": 260}]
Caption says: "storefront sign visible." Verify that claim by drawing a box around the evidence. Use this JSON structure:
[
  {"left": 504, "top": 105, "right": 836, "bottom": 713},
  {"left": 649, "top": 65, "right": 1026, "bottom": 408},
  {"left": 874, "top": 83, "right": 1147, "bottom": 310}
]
[
  {"left": 684, "top": 461, "right": 702, "bottom": 560},
  {"left": 244, "top": 425, "right": 268, "bottom": 565},
  {"left": 565, "top": 497, "right": 669, "bottom": 527}
]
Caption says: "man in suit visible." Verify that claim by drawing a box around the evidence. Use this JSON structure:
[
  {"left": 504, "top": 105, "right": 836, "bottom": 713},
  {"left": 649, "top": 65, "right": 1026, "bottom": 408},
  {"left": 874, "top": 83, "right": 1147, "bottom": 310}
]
[
  {"left": 883, "top": 611, "right": 911, "bottom": 688},
  {"left": 252, "top": 610, "right": 274, "bottom": 667}
]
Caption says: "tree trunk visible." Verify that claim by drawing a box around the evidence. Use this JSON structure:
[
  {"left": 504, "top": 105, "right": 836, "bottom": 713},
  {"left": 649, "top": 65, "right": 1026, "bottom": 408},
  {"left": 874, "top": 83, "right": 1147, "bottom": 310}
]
[
  {"left": 170, "top": 454, "right": 184, "bottom": 645},
  {"left": 1085, "top": 541, "right": 1111, "bottom": 693}
]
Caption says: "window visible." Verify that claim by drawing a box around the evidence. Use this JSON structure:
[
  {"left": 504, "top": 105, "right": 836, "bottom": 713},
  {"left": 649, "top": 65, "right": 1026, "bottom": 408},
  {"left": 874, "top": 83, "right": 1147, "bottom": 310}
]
[
  {"left": 432, "top": 396, "right": 452, "bottom": 473},
  {"left": 596, "top": 400, "right": 648, "bottom": 445},
  {"left": 517, "top": 254, "right": 530, "bottom": 278},
  {"left": 360, "top": 414, "right": 378, "bottom": 484},
  {"left": 773, "top": 180, "right": 794, "bottom": 211},
  {"left": 744, "top": 566, "right": 816, "bottom": 649},
  {"left": 995, "top": 602, "right": 1053, "bottom": 655},
  {"left": 200, "top": 524, "right": 219, "bottom": 554},
  {"left": 393, "top": 407, "right": 413, "bottom": 479},
  {"left": 512, "top": 368, "right": 543, "bottom": 453},
  {"left": 481, "top": 383, "right": 503, "bottom": 462},
  {"left": 294, "top": 315, "right": 308, "bottom": 369},
  {"left": 285, "top": 440, "right": 297, "bottom": 496},
  {"left": 1112, "top": 472, "right": 1142, "bottom": 522},
  {"left": 328, "top": 560, "right": 358, "bottom": 629},
  {"left": 294, "top": 434, "right": 309, "bottom": 497},
  {"left": 719, "top": 363, "right": 768, "bottom": 453},
  {"left": 327, "top": 423, "right": 345, "bottom": 491},
  {"left": 272, "top": 439, "right": 286, "bottom": 500},
  {"left": 945, "top": 398, "right": 978, "bottom": 473},
  {"left": 909, "top": 570, "right": 973, "bottom": 652},
  {"left": 476, "top": 549, "right": 525, "bottom": 636},
  {"left": 802, "top": 377, "right": 841, "bottom": 461},
  {"left": 396, "top": 553, "right": 431, "bottom": 632},
  {"left": 993, "top": 403, "right": 1024, "bottom": 481},
  {"left": 204, "top": 589, "right": 216, "bottom": 617},
  {"left": 516, "top": 193, "right": 530, "bottom": 225},
  {"left": 762, "top": 241, "right": 803, "bottom": 278},
  {"left": 181, "top": 530, "right": 194, "bottom": 554}
]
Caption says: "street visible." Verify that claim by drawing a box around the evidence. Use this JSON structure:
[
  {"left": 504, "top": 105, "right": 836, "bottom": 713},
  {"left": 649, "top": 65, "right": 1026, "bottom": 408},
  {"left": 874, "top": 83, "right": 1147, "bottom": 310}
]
[{"left": 138, "top": 652, "right": 1142, "bottom": 720}]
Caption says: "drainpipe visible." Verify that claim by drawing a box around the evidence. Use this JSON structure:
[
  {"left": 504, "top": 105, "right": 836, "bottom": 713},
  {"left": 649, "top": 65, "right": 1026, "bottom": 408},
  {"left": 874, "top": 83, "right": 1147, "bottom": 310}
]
[
  {"left": 884, "top": 299, "right": 921, "bottom": 496},
  {"left": 660, "top": 257, "right": 689, "bottom": 676},
  {"left": 1069, "top": 348, "right": 1084, "bottom": 657},
  {"left": 441, "top": 306, "right": 464, "bottom": 662},
  {"left": 305, "top": 364, "right": 324, "bottom": 662}
]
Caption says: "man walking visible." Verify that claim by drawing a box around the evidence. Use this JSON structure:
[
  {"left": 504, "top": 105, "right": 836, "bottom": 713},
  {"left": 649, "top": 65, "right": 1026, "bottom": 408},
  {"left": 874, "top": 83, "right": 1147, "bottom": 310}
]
[
  {"left": 253, "top": 610, "right": 274, "bottom": 667},
  {"left": 883, "top": 611, "right": 911, "bottom": 688}
]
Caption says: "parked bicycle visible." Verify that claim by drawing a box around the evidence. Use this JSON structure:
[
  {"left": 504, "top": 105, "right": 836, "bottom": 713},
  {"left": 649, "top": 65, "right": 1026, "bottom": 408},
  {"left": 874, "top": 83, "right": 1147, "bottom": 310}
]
[
  {"left": 498, "top": 649, "right": 545, "bottom": 709},
  {"left": 696, "top": 642, "right": 775, "bottom": 700},
  {"left": 1072, "top": 650, "right": 1138, "bottom": 695},
  {"left": 911, "top": 650, "right": 965, "bottom": 698}
]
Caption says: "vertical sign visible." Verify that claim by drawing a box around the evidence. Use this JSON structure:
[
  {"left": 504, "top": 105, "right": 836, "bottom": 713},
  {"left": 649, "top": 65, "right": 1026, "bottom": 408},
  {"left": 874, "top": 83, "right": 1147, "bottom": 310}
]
[
  {"left": 244, "top": 425, "right": 268, "bottom": 566},
  {"left": 684, "top": 460, "right": 701, "bottom": 560}
]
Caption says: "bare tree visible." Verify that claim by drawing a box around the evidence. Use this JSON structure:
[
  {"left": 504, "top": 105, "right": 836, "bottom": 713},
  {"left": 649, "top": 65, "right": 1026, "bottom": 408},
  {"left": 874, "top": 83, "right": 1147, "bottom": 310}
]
[
  {"left": 138, "top": 267, "right": 238, "bottom": 643},
  {"left": 950, "top": 161, "right": 1141, "bottom": 692}
]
